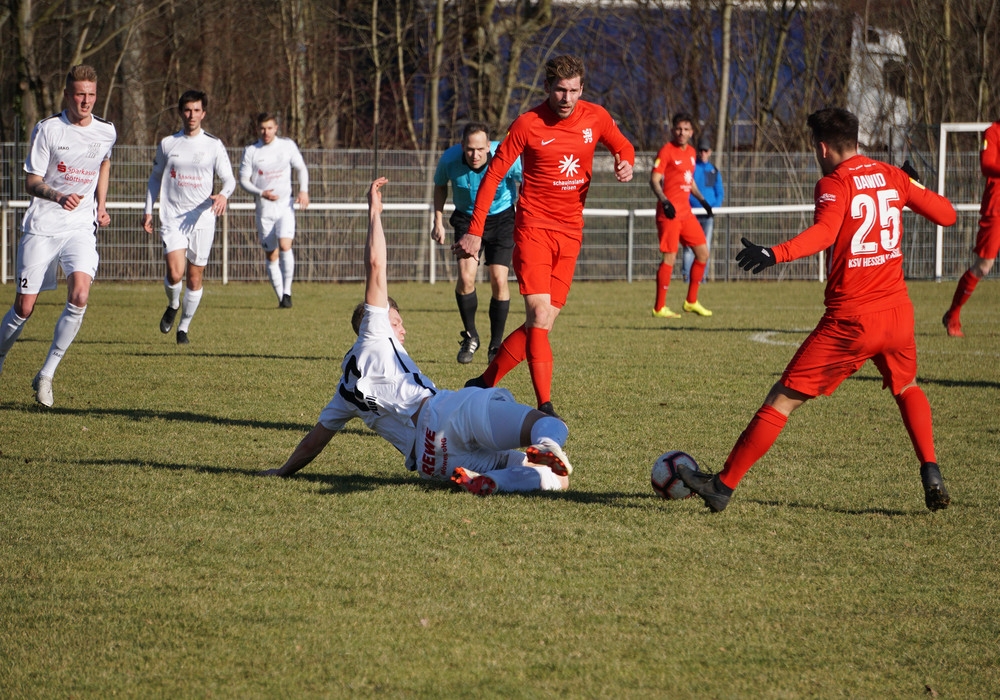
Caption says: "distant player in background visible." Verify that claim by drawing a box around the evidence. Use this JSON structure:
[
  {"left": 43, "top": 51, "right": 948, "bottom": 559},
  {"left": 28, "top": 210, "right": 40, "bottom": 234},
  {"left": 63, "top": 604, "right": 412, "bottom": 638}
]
[
  {"left": 457, "top": 55, "right": 635, "bottom": 416},
  {"left": 239, "top": 112, "right": 309, "bottom": 309},
  {"left": 679, "top": 108, "right": 956, "bottom": 513},
  {"left": 432, "top": 122, "right": 522, "bottom": 364},
  {"left": 0, "top": 65, "right": 116, "bottom": 407},
  {"left": 143, "top": 90, "right": 236, "bottom": 344},
  {"left": 942, "top": 119, "right": 1000, "bottom": 337},
  {"left": 649, "top": 112, "right": 714, "bottom": 319},
  {"left": 683, "top": 135, "right": 724, "bottom": 283},
  {"left": 262, "top": 179, "right": 572, "bottom": 496}
]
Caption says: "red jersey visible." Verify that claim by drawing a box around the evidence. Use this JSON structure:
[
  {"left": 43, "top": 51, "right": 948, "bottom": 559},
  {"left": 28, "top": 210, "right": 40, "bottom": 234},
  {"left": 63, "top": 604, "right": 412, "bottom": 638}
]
[
  {"left": 468, "top": 100, "right": 635, "bottom": 238},
  {"left": 980, "top": 121, "right": 1000, "bottom": 217},
  {"left": 651, "top": 141, "right": 697, "bottom": 219},
  {"left": 773, "top": 154, "right": 956, "bottom": 318}
]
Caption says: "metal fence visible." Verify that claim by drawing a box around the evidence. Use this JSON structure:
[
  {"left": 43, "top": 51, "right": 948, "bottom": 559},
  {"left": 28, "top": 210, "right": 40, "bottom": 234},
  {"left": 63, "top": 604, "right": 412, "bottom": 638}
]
[{"left": 1, "top": 144, "right": 985, "bottom": 285}]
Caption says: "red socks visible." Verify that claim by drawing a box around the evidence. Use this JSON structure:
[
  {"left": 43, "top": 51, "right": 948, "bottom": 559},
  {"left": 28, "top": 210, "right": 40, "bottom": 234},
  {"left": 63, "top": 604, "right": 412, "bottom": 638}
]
[
  {"left": 482, "top": 325, "right": 526, "bottom": 386},
  {"left": 686, "top": 259, "right": 706, "bottom": 304},
  {"left": 719, "top": 404, "right": 788, "bottom": 489},
  {"left": 526, "top": 327, "right": 553, "bottom": 406},
  {"left": 894, "top": 386, "right": 936, "bottom": 465},
  {"left": 654, "top": 263, "right": 671, "bottom": 310},
  {"left": 948, "top": 269, "right": 980, "bottom": 317}
]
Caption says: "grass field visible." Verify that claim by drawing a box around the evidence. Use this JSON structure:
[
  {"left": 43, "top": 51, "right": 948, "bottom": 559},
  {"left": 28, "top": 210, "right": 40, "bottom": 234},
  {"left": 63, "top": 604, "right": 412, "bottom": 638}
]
[{"left": 1, "top": 278, "right": 998, "bottom": 698}]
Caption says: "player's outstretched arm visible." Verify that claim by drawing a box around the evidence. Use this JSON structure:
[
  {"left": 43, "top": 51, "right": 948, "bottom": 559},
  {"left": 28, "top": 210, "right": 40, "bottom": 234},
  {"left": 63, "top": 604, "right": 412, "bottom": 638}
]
[
  {"left": 906, "top": 181, "right": 957, "bottom": 228},
  {"left": 261, "top": 424, "right": 337, "bottom": 476},
  {"left": 365, "top": 177, "right": 390, "bottom": 308}
]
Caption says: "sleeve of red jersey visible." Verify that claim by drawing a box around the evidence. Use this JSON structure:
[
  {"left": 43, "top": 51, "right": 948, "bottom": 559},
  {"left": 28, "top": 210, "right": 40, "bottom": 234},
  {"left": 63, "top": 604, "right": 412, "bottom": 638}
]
[
  {"left": 905, "top": 180, "right": 957, "bottom": 227},
  {"left": 598, "top": 108, "right": 636, "bottom": 165},
  {"left": 467, "top": 122, "right": 527, "bottom": 237},
  {"left": 980, "top": 125, "right": 1000, "bottom": 179},
  {"left": 772, "top": 179, "right": 843, "bottom": 263}
]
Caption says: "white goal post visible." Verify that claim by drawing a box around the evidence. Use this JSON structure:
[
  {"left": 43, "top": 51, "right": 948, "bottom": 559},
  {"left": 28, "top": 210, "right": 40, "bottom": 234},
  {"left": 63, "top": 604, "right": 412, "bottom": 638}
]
[{"left": 936, "top": 122, "right": 991, "bottom": 280}]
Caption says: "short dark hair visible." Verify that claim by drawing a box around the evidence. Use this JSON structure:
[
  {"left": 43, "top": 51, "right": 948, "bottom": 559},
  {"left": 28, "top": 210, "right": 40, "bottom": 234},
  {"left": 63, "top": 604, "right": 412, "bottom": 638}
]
[
  {"left": 178, "top": 90, "right": 207, "bottom": 112},
  {"left": 351, "top": 297, "right": 400, "bottom": 335},
  {"left": 671, "top": 112, "right": 694, "bottom": 128},
  {"left": 807, "top": 108, "right": 859, "bottom": 151},
  {"left": 65, "top": 65, "right": 98, "bottom": 91},
  {"left": 461, "top": 122, "right": 491, "bottom": 144},
  {"left": 256, "top": 112, "right": 279, "bottom": 127},
  {"left": 544, "top": 55, "right": 585, "bottom": 87}
]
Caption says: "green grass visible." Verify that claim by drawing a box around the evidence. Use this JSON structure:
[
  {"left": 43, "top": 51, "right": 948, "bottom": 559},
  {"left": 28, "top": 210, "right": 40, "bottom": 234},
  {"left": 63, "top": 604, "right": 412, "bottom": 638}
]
[{"left": 1, "top": 278, "right": 998, "bottom": 698}]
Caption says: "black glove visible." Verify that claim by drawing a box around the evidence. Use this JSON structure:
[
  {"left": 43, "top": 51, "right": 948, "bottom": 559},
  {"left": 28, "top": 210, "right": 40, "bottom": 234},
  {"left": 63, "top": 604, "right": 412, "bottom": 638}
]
[
  {"left": 735, "top": 237, "right": 776, "bottom": 274},
  {"left": 698, "top": 198, "right": 713, "bottom": 218},
  {"left": 661, "top": 200, "right": 676, "bottom": 220},
  {"left": 901, "top": 160, "right": 921, "bottom": 183}
]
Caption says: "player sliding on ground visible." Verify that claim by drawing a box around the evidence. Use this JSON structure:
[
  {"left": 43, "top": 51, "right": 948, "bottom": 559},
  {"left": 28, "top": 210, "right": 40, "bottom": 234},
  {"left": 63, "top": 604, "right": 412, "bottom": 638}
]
[
  {"left": 260, "top": 178, "right": 572, "bottom": 495},
  {"left": 678, "top": 107, "right": 956, "bottom": 513}
]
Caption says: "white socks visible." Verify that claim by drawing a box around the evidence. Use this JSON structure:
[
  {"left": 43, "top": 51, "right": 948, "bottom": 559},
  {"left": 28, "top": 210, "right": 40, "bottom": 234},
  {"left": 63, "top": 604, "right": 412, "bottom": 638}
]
[
  {"left": 279, "top": 249, "right": 294, "bottom": 296},
  {"left": 0, "top": 307, "right": 28, "bottom": 373},
  {"left": 267, "top": 261, "right": 282, "bottom": 300},
  {"left": 39, "top": 303, "right": 86, "bottom": 377},
  {"left": 178, "top": 288, "right": 203, "bottom": 333},
  {"left": 165, "top": 277, "right": 182, "bottom": 309}
]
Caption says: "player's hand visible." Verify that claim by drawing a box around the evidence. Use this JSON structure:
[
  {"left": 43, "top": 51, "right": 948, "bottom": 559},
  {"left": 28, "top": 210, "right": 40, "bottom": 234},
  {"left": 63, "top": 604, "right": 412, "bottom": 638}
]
[
  {"left": 661, "top": 200, "right": 676, "bottom": 220},
  {"left": 261, "top": 189, "right": 279, "bottom": 202},
  {"left": 141, "top": 213, "right": 154, "bottom": 234},
  {"left": 60, "top": 193, "right": 83, "bottom": 211},
  {"left": 431, "top": 222, "right": 446, "bottom": 245},
  {"left": 97, "top": 206, "right": 111, "bottom": 227},
  {"left": 698, "top": 199, "right": 714, "bottom": 218},
  {"left": 452, "top": 233, "right": 481, "bottom": 260},
  {"left": 210, "top": 194, "right": 228, "bottom": 216},
  {"left": 736, "top": 237, "right": 776, "bottom": 274},
  {"left": 296, "top": 191, "right": 310, "bottom": 209},
  {"left": 614, "top": 153, "right": 633, "bottom": 182},
  {"left": 368, "top": 177, "right": 388, "bottom": 213},
  {"left": 901, "top": 160, "right": 921, "bottom": 183}
]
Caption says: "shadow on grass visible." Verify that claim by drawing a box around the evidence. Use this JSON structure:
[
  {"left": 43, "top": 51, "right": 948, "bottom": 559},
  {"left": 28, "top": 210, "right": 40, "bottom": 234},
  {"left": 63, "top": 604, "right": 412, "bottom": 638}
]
[
  {"left": 0, "top": 401, "right": 329, "bottom": 433},
  {"left": 128, "top": 351, "right": 335, "bottom": 362},
  {"left": 749, "top": 499, "right": 912, "bottom": 517},
  {"left": 851, "top": 374, "right": 1000, "bottom": 391}
]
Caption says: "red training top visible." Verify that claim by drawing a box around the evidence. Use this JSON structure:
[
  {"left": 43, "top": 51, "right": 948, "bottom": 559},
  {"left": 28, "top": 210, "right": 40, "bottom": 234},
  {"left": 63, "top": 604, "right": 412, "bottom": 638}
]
[
  {"left": 773, "top": 154, "right": 956, "bottom": 318},
  {"left": 980, "top": 121, "right": 1000, "bottom": 217},
  {"left": 467, "top": 99, "right": 635, "bottom": 238},
  {"left": 651, "top": 141, "right": 697, "bottom": 219}
]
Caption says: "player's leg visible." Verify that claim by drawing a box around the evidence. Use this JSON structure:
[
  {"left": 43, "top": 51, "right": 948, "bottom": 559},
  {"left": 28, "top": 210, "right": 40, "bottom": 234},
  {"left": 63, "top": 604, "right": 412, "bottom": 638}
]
[
  {"left": 681, "top": 218, "right": 712, "bottom": 316},
  {"left": 653, "top": 218, "right": 681, "bottom": 317},
  {"left": 265, "top": 246, "right": 282, "bottom": 304},
  {"left": 259, "top": 217, "right": 283, "bottom": 304},
  {"left": 455, "top": 254, "right": 480, "bottom": 363},
  {"left": 944, "top": 216, "right": 998, "bottom": 336},
  {"left": 484, "top": 208, "right": 515, "bottom": 362},
  {"left": 2, "top": 233, "right": 59, "bottom": 381},
  {"left": 277, "top": 210, "right": 296, "bottom": 307},
  {"left": 175, "top": 228, "right": 214, "bottom": 343},
  {"left": 160, "top": 231, "right": 187, "bottom": 334}
]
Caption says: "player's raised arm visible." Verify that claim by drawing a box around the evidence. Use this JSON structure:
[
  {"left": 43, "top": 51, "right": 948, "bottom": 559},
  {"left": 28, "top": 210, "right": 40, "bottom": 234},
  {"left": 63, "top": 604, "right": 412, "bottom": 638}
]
[{"left": 365, "top": 177, "right": 390, "bottom": 308}]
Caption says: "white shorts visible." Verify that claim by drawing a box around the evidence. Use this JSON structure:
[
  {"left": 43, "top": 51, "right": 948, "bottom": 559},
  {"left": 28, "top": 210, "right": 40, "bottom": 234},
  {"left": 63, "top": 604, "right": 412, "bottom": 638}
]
[
  {"left": 256, "top": 209, "right": 296, "bottom": 252},
  {"left": 415, "top": 387, "right": 529, "bottom": 480},
  {"left": 16, "top": 230, "right": 99, "bottom": 295},
  {"left": 161, "top": 227, "right": 215, "bottom": 266}
]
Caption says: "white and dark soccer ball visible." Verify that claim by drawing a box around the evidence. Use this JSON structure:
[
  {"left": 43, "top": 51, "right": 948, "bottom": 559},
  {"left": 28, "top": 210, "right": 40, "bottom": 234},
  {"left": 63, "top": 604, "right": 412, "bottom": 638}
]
[{"left": 651, "top": 450, "right": 700, "bottom": 500}]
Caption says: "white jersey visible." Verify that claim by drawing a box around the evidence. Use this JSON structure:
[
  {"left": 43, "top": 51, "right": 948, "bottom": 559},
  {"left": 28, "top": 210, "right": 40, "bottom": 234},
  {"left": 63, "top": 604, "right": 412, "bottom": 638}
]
[
  {"left": 144, "top": 129, "right": 236, "bottom": 231},
  {"left": 318, "top": 304, "right": 437, "bottom": 469},
  {"left": 238, "top": 137, "right": 309, "bottom": 219},
  {"left": 22, "top": 111, "right": 116, "bottom": 237}
]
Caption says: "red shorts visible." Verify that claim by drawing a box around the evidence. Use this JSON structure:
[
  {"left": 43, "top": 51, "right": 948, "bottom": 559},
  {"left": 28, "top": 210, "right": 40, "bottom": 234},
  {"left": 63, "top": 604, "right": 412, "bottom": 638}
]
[
  {"left": 656, "top": 214, "right": 706, "bottom": 254},
  {"left": 512, "top": 226, "right": 582, "bottom": 308},
  {"left": 780, "top": 303, "right": 918, "bottom": 397},
  {"left": 974, "top": 213, "right": 1000, "bottom": 259}
]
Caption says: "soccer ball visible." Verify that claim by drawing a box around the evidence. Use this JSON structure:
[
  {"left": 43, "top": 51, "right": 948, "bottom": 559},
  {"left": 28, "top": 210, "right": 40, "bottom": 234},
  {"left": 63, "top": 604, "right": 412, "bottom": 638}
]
[{"left": 651, "top": 450, "right": 700, "bottom": 500}]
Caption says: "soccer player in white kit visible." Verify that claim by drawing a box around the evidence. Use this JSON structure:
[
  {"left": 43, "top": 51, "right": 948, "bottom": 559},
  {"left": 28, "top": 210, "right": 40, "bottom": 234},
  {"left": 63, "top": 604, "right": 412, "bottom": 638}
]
[
  {"left": 0, "top": 65, "right": 116, "bottom": 407},
  {"left": 239, "top": 112, "right": 309, "bottom": 308},
  {"left": 260, "top": 179, "right": 574, "bottom": 496},
  {"left": 142, "top": 90, "right": 236, "bottom": 344}
]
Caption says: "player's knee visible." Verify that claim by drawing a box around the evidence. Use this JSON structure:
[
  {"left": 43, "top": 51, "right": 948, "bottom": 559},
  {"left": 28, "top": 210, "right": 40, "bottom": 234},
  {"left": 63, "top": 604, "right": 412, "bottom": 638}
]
[
  {"left": 972, "top": 257, "right": 994, "bottom": 277},
  {"left": 13, "top": 295, "right": 37, "bottom": 319}
]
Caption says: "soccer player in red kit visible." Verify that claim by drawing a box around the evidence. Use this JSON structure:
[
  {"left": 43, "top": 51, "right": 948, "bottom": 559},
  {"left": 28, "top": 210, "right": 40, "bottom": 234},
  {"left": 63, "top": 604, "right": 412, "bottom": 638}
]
[
  {"left": 649, "top": 112, "right": 714, "bottom": 318},
  {"left": 455, "top": 55, "right": 635, "bottom": 416},
  {"left": 942, "top": 119, "right": 1000, "bottom": 337},
  {"left": 678, "top": 108, "right": 956, "bottom": 513}
]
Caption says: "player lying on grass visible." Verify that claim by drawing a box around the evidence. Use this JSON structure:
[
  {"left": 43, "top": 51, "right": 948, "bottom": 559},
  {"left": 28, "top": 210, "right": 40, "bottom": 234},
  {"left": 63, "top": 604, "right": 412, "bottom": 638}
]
[
  {"left": 678, "top": 107, "right": 956, "bottom": 513},
  {"left": 260, "top": 178, "right": 572, "bottom": 495}
]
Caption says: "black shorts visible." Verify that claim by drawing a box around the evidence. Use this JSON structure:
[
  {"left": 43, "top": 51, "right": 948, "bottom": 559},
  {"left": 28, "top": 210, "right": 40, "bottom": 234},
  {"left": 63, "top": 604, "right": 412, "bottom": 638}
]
[{"left": 450, "top": 208, "right": 515, "bottom": 268}]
